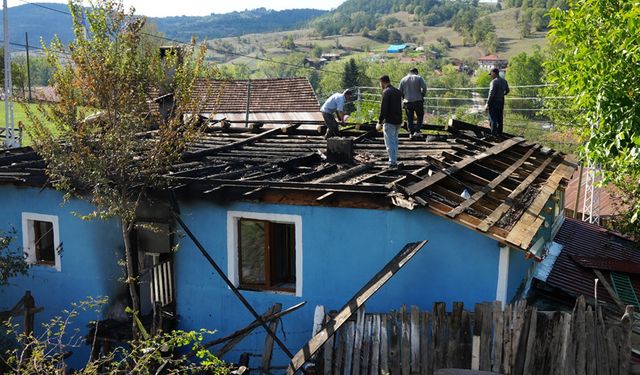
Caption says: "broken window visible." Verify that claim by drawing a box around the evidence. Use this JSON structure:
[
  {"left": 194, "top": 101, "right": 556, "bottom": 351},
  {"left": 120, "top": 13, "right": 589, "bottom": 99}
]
[
  {"left": 238, "top": 218, "right": 296, "bottom": 292},
  {"left": 22, "top": 213, "right": 60, "bottom": 270}
]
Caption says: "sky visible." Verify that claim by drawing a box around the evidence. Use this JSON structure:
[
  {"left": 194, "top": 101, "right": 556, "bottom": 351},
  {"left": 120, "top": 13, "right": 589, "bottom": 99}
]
[{"left": 8, "top": 0, "right": 347, "bottom": 17}]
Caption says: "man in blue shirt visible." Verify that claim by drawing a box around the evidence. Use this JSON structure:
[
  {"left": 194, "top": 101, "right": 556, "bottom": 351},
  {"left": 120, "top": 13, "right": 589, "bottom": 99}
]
[{"left": 320, "top": 89, "right": 352, "bottom": 138}]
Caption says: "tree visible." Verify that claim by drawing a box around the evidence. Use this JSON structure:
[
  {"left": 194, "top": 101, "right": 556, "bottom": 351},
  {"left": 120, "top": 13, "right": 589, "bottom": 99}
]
[
  {"left": 545, "top": 0, "right": 640, "bottom": 224},
  {"left": 506, "top": 48, "right": 545, "bottom": 118},
  {"left": 0, "top": 229, "right": 28, "bottom": 286},
  {"left": 280, "top": 34, "right": 296, "bottom": 50},
  {"left": 24, "top": 0, "right": 215, "bottom": 336},
  {"left": 342, "top": 58, "right": 361, "bottom": 90}
]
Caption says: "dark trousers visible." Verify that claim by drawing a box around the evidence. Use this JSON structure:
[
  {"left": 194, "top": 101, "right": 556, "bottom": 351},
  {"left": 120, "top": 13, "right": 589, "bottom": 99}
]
[
  {"left": 488, "top": 100, "right": 504, "bottom": 135},
  {"left": 405, "top": 100, "right": 424, "bottom": 134},
  {"left": 322, "top": 112, "right": 339, "bottom": 137}
]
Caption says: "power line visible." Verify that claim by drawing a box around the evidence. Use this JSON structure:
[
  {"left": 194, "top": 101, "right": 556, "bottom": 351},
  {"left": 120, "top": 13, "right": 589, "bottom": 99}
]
[{"left": 15, "top": 0, "right": 345, "bottom": 76}]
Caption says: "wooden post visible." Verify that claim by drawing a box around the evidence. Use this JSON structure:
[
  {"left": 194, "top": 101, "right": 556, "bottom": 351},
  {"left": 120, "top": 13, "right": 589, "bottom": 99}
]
[
  {"left": 261, "top": 303, "right": 283, "bottom": 373},
  {"left": 23, "top": 291, "right": 35, "bottom": 336}
]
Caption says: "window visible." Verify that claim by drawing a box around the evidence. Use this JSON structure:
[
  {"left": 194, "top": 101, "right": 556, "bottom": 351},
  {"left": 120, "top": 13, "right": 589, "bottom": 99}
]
[
  {"left": 22, "top": 213, "right": 61, "bottom": 271},
  {"left": 228, "top": 212, "right": 302, "bottom": 296}
]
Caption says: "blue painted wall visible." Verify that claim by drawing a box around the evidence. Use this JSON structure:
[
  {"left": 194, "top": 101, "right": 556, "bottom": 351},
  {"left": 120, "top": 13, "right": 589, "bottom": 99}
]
[
  {"left": 0, "top": 186, "right": 125, "bottom": 368},
  {"left": 508, "top": 247, "right": 534, "bottom": 302},
  {"left": 174, "top": 200, "right": 523, "bottom": 368}
]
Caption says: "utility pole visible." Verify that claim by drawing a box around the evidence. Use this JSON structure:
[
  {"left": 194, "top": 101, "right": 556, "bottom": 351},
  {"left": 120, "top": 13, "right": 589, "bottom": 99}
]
[
  {"left": 25, "top": 32, "right": 32, "bottom": 102},
  {"left": 3, "top": 0, "right": 16, "bottom": 148}
]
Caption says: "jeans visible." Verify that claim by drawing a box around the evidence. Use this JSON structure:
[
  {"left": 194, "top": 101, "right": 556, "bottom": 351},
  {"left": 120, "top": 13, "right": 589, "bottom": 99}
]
[
  {"left": 383, "top": 123, "right": 400, "bottom": 165},
  {"left": 322, "top": 112, "right": 339, "bottom": 137},
  {"left": 488, "top": 101, "right": 504, "bottom": 135},
  {"left": 405, "top": 100, "right": 424, "bottom": 134}
]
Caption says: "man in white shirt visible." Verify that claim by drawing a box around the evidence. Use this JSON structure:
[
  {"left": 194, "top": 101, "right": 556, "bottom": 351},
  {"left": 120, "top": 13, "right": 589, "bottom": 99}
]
[{"left": 320, "top": 89, "right": 352, "bottom": 138}]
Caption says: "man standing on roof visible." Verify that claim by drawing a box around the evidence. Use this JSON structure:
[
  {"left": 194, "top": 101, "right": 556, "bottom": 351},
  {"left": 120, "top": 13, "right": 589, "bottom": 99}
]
[
  {"left": 399, "top": 67, "right": 427, "bottom": 140},
  {"left": 484, "top": 67, "right": 510, "bottom": 136},
  {"left": 377, "top": 75, "right": 403, "bottom": 169},
  {"left": 320, "top": 89, "right": 352, "bottom": 138}
]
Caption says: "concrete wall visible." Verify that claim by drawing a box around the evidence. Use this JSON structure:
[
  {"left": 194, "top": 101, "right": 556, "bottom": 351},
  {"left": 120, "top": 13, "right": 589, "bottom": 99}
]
[
  {"left": 0, "top": 186, "right": 125, "bottom": 368},
  {"left": 174, "top": 200, "right": 524, "bottom": 368}
]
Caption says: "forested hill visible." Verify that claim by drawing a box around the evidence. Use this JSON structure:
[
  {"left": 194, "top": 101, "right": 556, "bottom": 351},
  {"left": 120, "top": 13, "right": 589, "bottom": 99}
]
[
  {"left": 1, "top": 4, "right": 327, "bottom": 47},
  {"left": 153, "top": 8, "right": 327, "bottom": 41}
]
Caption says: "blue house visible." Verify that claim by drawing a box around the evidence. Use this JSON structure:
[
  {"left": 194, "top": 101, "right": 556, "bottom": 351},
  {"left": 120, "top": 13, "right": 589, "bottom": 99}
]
[
  {"left": 387, "top": 44, "right": 408, "bottom": 53},
  {"left": 0, "top": 108, "right": 574, "bottom": 369}
]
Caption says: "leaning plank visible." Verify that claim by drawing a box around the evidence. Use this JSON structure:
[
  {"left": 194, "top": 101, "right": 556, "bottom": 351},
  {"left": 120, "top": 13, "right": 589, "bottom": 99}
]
[
  {"left": 286, "top": 240, "right": 428, "bottom": 374},
  {"left": 447, "top": 145, "right": 539, "bottom": 218},
  {"left": 593, "top": 269, "right": 626, "bottom": 312},
  {"left": 404, "top": 138, "right": 524, "bottom": 196},
  {"left": 216, "top": 304, "right": 279, "bottom": 357},
  {"left": 477, "top": 153, "right": 558, "bottom": 233},
  {"left": 260, "top": 303, "right": 283, "bottom": 373},
  {"left": 198, "top": 301, "right": 306, "bottom": 354}
]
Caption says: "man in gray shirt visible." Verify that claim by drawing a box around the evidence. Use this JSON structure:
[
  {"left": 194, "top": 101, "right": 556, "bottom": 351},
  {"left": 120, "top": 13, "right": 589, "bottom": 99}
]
[
  {"left": 399, "top": 68, "right": 427, "bottom": 140},
  {"left": 484, "top": 68, "right": 510, "bottom": 136}
]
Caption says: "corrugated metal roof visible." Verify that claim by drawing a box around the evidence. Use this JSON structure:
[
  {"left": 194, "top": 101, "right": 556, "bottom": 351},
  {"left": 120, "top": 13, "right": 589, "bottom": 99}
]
[{"left": 545, "top": 217, "right": 640, "bottom": 306}]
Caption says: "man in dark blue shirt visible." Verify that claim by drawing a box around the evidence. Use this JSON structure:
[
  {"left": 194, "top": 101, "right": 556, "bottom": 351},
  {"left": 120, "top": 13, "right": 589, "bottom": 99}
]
[
  {"left": 377, "top": 75, "right": 403, "bottom": 169},
  {"left": 484, "top": 68, "right": 510, "bottom": 136}
]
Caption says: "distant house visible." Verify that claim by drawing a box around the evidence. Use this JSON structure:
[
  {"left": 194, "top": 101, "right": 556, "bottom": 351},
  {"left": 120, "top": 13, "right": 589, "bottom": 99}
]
[
  {"left": 478, "top": 54, "right": 508, "bottom": 71},
  {"left": 387, "top": 44, "right": 409, "bottom": 53},
  {"left": 0, "top": 109, "right": 575, "bottom": 369},
  {"left": 196, "top": 77, "right": 323, "bottom": 125},
  {"left": 320, "top": 53, "right": 341, "bottom": 61},
  {"left": 399, "top": 55, "right": 427, "bottom": 64},
  {"left": 303, "top": 57, "right": 327, "bottom": 69}
]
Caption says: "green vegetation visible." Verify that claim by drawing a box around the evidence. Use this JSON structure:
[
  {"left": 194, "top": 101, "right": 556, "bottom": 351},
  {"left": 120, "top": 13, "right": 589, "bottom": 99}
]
[{"left": 546, "top": 0, "right": 640, "bottom": 233}]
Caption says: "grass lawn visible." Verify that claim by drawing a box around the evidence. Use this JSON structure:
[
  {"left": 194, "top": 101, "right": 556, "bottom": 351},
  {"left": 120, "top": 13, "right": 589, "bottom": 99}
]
[{"left": 0, "top": 101, "right": 50, "bottom": 146}]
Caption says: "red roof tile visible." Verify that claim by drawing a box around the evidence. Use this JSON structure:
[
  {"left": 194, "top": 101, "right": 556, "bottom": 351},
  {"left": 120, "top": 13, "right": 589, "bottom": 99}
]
[
  {"left": 564, "top": 167, "right": 629, "bottom": 217},
  {"left": 193, "top": 77, "right": 320, "bottom": 114},
  {"left": 546, "top": 218, "right": 640, "bottom": 305}
]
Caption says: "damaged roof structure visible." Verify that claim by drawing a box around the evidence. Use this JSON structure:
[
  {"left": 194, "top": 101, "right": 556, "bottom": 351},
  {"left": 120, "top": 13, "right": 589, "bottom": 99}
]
[{"left": 0, "top": 119, "right": 574, "bottom": 253}]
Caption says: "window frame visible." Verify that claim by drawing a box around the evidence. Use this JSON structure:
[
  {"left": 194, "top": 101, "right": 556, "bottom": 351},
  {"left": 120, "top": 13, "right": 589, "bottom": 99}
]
[
  {"left": 22, "top": 212, "right": 61, "bottom": 271},
  {"left": 227, "top": 211, "right": 302, "bottom": 296}
]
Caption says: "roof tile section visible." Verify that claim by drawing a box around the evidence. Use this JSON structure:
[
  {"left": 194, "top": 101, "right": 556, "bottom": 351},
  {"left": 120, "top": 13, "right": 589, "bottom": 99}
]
[
  {"left": 194, "top": 77, "right": 320, "bottom": 114},
  {"left": 546, "top": 217, "right": 640, "bottom": 306}
]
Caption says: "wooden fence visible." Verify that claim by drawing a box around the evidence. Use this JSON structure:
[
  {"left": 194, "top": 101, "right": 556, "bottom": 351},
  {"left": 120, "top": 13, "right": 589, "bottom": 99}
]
[{"left": 315, "top": 297, "right": 631, "bottom": 375}]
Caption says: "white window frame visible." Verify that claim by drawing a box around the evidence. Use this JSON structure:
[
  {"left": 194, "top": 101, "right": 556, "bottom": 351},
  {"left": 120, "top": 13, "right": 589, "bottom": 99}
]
[
  {"left": 227, "top": 211, "right": 303, "bottom": 296},
  {"left": 22, "top": 212, "right": 61, "bottom": 271}
]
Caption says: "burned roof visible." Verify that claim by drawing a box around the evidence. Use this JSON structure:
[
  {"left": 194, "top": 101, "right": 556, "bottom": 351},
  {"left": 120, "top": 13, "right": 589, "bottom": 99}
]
[{"left": 0, "top": 119, "right": 575, "bottom": 252}]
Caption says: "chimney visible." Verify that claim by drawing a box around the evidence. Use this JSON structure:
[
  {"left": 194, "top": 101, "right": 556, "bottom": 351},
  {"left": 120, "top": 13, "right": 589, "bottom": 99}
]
[{"left": 326, "top": 137, "right": 354, "bottom": 164}]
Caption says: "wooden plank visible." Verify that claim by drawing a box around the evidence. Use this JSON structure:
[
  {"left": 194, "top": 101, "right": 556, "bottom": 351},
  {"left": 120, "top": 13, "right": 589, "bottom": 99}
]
[
  {"left": 404, "top": 137, "right": 524, "bottom": 196},
  {"left": 323, "top": 313, "right": 335, "bottom": 375},
  {"left": 371, "top": 315, "right": 381, "bottom": 375},
  {"left": 472, "top": 304, "right": 482, "bottom": 371},
  {"left": 506, "top": 158, "right": 576, "bottom": 248},
  {"left": 593, "top": 269, "right": 626, "bottom": 312},
  {"left": 619, "top": 308, "right": 632, "bottom": 375},
  {"left": 287, "top": 241, "right": 428, "bottom": 374},
  {"left": 411, "top": 305, "right": 421, "bottom": 375},
  {"left": 421, "top": 312, "right": 431, "bottom": 375},
  {"left": 522, "top": 308, "right": 538, "bottom": 375},
  {"left": 260, "top": 303, "right": 283, "bottom": 373},
  {"left": 585, "top": 307, "right": 596, "bottom": 375},
  {"left": 402, "top": 306, "right": 411, "bottom": 375},
  {"left": 560, "top": 312, "right": 575, "bottom": 375},
  {"left": 510, "top": 300, "right": 527, "bottom": 374},
  {"left": 381, "top": 314, "right": 389, "bottom": 374},
  {"left": 492, "top": 301, "right": 504, "bottom": 374},
  {"left": 362, "top": 315, "right": 373, "bottom": 375},
  {"left": 573, "top": 297, "right": 587, "bottom": 375},
  {"left": 502, "top": 304, "right": 512, "bottom": 375},
  {"left": 334, "top": 322, "right": 346, "bottom": 375},
  {"left": 433, "top": 302, "right": 447, "bottom": 371},
  {"left": 595, "top": 307, "right": 609, "bottom": 375},
  {"left": 343, "top": 322, "right": 356, "bottom": 375},
  {"left": 352, "top": 307, "right": 366, "bottom": 375},
  {"left": 447, "top": 145, "right": 539, "bottom": 218},
  {"left": 448, "top": 302, "right": 464, "bottom": 369},
  {"left": 477, "top": 154, "right": 558, "bottom": 232},
  {"left": 461, "top": 310, "right": 473, "bottom": 370},
  {"left": 512, "top": 306, "right": 533, "bottom": 375},
  {"left": 606, "top": 323, "right": 621, "bottom": 375},
  {"left": 479, "top": 303, "right": 492, "bottom": 371},
  {"left": 391, "top": 312, "right": 401, "bottom": 375}
]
